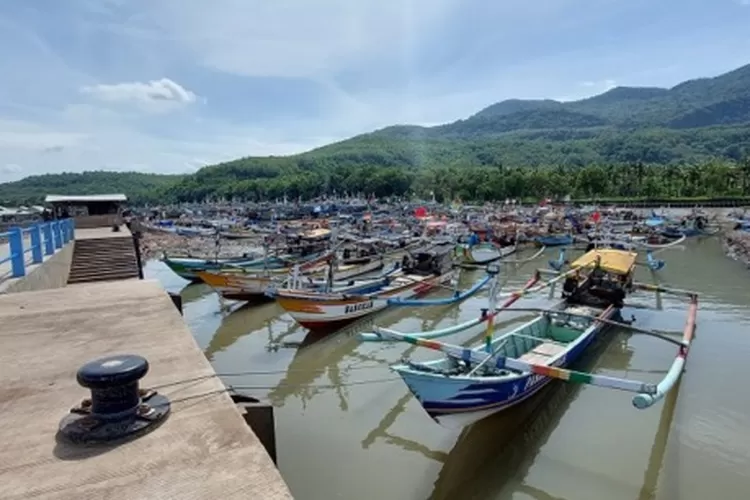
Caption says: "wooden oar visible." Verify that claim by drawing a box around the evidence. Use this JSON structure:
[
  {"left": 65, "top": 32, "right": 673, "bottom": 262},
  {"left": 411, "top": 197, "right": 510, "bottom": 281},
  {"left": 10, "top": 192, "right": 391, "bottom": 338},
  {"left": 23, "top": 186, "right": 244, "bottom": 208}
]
[{"left": 500, "top": 307, "right": 685, "bottom": 347}]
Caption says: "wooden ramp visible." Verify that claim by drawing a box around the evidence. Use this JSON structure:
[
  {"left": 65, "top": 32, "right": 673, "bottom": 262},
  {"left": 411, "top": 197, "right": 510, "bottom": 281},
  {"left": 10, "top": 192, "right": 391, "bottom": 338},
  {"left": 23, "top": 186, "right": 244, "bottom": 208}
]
[{"left": 0, "top": 279, "right": 292, "bottom": 500}]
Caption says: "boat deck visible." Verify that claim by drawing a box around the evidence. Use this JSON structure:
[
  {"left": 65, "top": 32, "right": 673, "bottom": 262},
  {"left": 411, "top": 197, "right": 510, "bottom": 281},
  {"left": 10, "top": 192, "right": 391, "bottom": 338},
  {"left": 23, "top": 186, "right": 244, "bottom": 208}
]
[{"left": 0, "top": 279, "right": 291, "bottom": 500}]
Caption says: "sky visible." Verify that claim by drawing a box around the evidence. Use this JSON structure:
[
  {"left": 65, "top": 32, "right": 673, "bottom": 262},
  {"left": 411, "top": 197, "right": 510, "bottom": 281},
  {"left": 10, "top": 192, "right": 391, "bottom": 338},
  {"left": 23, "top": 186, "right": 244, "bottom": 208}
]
[{"left": 0, "top": 0, "right": 749, "bottom": 182}]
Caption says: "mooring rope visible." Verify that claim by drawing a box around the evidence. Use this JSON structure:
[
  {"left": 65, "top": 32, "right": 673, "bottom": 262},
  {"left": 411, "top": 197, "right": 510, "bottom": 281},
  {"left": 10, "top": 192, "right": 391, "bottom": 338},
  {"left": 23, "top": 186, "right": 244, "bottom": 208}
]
[
  {"left": 149, "top": 362, "right": 388, "bottom": 390},
  {"left": 152, "top": 375, "right": 402, "bottom": 406}
]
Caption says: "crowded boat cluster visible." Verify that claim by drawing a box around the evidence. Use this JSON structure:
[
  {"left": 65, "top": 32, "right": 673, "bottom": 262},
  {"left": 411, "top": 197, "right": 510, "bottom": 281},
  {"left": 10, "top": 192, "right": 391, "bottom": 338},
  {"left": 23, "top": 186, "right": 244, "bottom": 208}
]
[{"left": 134, "top": 200, "right": 745, "bottom": 427}]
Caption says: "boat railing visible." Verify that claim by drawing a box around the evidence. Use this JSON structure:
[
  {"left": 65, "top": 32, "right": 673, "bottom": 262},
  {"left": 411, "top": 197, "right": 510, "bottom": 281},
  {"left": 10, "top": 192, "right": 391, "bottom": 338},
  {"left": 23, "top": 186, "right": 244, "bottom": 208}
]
[{"left": 0, "top": 219, "right": 75, "bottom": 282}]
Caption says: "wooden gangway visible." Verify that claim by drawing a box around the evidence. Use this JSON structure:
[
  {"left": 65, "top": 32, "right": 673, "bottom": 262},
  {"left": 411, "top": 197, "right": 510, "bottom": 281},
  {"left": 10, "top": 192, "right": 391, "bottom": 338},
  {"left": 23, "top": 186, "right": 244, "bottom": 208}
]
[{"left": 0, "top": 279, "right": 292, "bottom": 500}]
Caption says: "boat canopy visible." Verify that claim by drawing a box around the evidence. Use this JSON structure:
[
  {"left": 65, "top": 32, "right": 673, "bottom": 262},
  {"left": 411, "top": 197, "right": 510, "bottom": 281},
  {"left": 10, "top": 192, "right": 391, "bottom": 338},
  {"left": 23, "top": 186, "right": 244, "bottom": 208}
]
[{"left": 571, "top": 249, "right": 637, "bottom": 276}]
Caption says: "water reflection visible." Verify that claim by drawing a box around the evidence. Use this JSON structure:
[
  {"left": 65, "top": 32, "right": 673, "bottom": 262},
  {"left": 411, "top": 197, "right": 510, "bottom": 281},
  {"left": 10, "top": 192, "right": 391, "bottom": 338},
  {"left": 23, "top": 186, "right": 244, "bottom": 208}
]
[
  {"left": 179, "top": 282, "right": 213, "bottom": 306},
  {"left": 143, "top": 241, "right": 750, "bottom": 500},
  {"left": 429, "top": 328, "right": 631, "bottom": 500},
  {"left": 204, "top": 301, "right": 287, "bottom": 360}
]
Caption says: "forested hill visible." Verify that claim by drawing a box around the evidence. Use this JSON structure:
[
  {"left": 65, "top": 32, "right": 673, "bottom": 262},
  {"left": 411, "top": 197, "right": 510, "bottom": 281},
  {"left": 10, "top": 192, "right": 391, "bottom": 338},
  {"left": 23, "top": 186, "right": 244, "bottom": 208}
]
[
  {"left": 2, "top": 63, "right": 750, "bottom": 204},
  {"left": 0, "top": 172, "right": 184, "bottom": 206},
  {"left": 374, "top": 62, "right": 750, "bottom": 138}
]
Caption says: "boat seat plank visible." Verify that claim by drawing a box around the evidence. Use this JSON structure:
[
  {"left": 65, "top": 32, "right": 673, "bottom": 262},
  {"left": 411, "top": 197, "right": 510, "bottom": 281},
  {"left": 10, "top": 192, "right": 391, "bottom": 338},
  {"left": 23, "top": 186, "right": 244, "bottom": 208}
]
[
  {"left": 518, "top": 352, "right": 550, "bottom": 365},
  {"left": 532, "top": 342, "right": 567, "bottom": 357}
]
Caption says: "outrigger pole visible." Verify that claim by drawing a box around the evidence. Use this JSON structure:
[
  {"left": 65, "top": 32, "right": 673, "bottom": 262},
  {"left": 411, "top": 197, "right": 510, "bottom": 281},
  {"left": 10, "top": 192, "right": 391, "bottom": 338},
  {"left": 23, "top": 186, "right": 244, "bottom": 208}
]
[
  {"left": 632, "top": 293, "right": 697, "bottom": 409},
  {"left": 376, "top": 307, "right": 660, "bottom": 398}
]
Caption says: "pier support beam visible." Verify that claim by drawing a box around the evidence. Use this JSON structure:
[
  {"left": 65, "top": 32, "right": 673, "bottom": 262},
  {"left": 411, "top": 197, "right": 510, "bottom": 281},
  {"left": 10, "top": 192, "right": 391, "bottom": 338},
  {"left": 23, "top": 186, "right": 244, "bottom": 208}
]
[
  {"left": 168, "top": 292, "right": 183, "bottom": 315},
  {"left": 231, "top": 394, "right": 278, "bottom": 465}
]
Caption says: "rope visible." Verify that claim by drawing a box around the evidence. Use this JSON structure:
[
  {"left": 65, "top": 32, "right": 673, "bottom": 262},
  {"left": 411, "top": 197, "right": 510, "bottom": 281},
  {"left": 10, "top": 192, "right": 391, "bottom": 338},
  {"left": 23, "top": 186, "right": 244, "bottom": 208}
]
[
  {"left": 148, "top": 362, "right": 388, "bottom": 390},
  {"left": 151, "top": 376, "right": 402, "bottom": 406}
]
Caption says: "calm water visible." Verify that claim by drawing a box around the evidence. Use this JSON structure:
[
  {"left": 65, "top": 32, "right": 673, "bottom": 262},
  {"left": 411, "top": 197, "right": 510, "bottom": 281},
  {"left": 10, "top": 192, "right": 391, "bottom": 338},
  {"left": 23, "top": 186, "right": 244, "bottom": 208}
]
[{"left": 146, "top": 237, "right": 750, "bottom": 500}]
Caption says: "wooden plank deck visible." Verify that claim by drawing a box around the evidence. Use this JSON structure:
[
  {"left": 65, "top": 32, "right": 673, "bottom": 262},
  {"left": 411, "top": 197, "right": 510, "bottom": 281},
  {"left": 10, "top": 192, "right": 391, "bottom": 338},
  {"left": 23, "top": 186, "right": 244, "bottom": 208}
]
[{"left": 0, "top": 279, "right": 292, "bottom": 500}]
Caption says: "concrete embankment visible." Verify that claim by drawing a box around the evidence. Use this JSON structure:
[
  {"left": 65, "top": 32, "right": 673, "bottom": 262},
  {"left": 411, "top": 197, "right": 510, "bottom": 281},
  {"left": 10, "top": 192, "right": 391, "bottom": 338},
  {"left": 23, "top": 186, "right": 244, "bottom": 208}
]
[{"left": 724, "top": 231, "right": 750, "bottom": 267}]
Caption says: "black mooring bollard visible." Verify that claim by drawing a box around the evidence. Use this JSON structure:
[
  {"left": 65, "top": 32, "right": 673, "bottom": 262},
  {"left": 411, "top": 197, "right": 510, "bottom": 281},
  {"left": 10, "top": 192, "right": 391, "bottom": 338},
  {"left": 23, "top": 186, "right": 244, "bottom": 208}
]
[{"left": 58, "top": 354, "right": 171, "bottom": 444}]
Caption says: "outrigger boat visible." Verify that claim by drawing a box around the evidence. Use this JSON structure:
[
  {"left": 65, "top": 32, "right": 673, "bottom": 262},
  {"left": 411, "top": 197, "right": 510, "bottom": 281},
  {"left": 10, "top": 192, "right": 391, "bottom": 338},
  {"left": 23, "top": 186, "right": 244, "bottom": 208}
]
[
  {"left": 373, "top": 248, "right": 699, "bottom": 428},
  {"left": 198, "top": 252, "right": 383, "bottom": 302},
  {"left": 273, "top": 242, "right": 458, "bottom": 331},
  {"left": 454, "top": 241, "right": 516, "bottom": 267},
  {"left": 534, "top": 233, "right": 573, "bottom": 247},
  {"left": 163, "top": 253, "right": 287, "bottom": 281}
]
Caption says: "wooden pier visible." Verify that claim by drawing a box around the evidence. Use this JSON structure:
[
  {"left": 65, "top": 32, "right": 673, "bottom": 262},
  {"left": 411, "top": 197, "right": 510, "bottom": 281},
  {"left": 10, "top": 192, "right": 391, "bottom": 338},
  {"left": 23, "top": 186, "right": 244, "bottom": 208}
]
[{"left": 0, "top": 279, "right": 292, "bottom": 499}]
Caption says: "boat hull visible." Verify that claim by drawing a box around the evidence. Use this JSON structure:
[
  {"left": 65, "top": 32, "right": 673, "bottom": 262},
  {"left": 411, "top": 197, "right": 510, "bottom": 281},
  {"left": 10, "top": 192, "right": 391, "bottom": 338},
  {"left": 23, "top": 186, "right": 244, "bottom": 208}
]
[
  {"left": 277, "top": 271, "right": 457, "bottom": 331},
  {"left": 455, "top": 243, "right": 515, "bottom": 265},
  {"left": 395, "top": 305, "right": 618, "bottom": 428},
  {"left": 199, "top": 258, "right": 383, "bottom": 302},
  {"left": 163, "top": 255, "right": 283, "bottom": 281},
  {"left": 535, "top": 234, "right": 573, "bottom": 247}
]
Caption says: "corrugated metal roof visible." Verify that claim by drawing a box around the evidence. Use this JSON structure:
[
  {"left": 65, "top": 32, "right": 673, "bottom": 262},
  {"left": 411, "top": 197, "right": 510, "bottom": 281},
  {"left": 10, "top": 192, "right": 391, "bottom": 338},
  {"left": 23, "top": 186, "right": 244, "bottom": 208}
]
[{"left": 45, "top": 194, "right": 127, "bottom": 203}]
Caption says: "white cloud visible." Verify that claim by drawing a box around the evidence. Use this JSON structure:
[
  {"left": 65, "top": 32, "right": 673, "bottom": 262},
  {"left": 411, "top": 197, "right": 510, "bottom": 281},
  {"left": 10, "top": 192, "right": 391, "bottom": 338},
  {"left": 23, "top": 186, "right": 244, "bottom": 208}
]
[
  {"left": 147, "top": 0, "right": 460, "bottom": 79},
  {"left": 0, "top": 0, "right": 748, "bottom": 183},
  {"left": 0, "top": 164, "right": 22, "bottom": 175},
  {"left": 80, "top": 78, "right": 197, "bottom": 112}
]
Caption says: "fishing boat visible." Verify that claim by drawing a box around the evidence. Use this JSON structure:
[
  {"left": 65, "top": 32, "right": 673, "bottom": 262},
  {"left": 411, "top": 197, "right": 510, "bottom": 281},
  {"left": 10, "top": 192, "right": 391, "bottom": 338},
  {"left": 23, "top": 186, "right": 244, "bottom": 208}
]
[
  {"left": 534, "top": 233, "right": 573, "bottom": 247},
  {"left": 376, "top": 248, "right": 699, "bottom": 428},
  {"left": 198, "top": 253, "right": 384, "bottom": 302},
  {"left": 454, "top": 241, "right": 516, "bottom": 267},
  {"left": 163, "top": 253, "right": 291, "bottom": 281},
  {"left": 273, "top": 242, "right": 458, "bottom": 331},
  {"left": 219, "top": 229, "right": 257, "bottom": 240}
]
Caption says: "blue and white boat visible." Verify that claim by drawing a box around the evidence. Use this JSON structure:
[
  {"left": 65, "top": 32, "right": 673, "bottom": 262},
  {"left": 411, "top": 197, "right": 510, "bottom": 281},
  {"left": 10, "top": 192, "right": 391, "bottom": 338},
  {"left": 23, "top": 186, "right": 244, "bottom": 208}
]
[
  {"left": 383, "top": 248, "right": 637, "bottom": 428},
  {"left": 534, "top": 233, "right": 573, "bottom": 247}
]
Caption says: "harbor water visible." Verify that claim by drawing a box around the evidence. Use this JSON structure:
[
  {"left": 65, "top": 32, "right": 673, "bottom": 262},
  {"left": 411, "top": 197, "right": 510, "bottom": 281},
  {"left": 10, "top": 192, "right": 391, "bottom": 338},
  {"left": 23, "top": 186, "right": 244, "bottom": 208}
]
[{"left": 146, "top": 237, "right": 750, "bottom": 500}]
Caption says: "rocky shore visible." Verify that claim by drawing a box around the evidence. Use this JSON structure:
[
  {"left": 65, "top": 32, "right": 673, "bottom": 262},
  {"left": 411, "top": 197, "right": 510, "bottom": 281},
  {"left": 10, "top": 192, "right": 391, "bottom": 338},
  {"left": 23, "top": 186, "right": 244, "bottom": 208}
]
[
  {"left": 138, "top": 229, "right": 262, "bottom": 261},
  {"left": 723, "top": 231, "right": 750, "bottom": 267}
]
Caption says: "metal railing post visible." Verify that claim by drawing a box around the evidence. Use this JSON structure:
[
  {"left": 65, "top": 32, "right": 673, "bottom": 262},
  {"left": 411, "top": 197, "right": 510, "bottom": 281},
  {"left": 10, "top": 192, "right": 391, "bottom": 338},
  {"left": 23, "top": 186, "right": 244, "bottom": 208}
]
[
  {"left": 43, "top": 223, "right": 54, "bottom": 255},
  {"left": 8, "top": 227, "right": 25, "bottom": 277},
  {"left": 30, "top": 225, "right": 43, "bottom": 264}
]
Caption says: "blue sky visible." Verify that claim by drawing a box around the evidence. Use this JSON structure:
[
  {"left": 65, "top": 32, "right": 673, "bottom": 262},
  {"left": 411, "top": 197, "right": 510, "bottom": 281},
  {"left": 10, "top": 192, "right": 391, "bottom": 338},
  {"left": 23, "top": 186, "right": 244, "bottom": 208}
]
[{"left": 0, "top": 0, "right": 749, "bottom": 182}]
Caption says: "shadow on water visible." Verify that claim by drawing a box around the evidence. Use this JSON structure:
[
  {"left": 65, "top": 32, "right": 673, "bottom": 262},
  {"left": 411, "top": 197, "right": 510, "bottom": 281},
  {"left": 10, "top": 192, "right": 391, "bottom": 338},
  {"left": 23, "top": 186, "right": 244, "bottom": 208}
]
[
  {"left": 427, "top": 321, "right": 681, "bottom": 500},
  {"left": 265, "top": 295, "right": 474, "bottom": 410},
  {"left": 203, "top": 301, "right": 289, "bottom": 360},
  {"left": 179, "top": 282, "right": 213, "bottom": 306}
]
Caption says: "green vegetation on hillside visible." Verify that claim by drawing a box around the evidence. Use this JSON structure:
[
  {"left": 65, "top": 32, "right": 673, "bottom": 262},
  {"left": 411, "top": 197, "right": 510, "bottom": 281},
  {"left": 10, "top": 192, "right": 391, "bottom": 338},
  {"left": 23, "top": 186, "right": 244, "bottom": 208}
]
[
  {"left": 0, "top": 171, "right": 184, "bottom": 206},
  {"left": 2, "top": 63, "right": 750, "bottom": 205}
]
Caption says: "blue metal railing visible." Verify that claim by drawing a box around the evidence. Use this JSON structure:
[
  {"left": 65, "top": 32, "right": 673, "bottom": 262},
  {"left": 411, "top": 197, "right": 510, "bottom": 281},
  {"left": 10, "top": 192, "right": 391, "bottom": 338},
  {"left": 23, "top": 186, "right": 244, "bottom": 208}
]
[{"left": 0, "top": 219, "right": 76, "bottom": 280}]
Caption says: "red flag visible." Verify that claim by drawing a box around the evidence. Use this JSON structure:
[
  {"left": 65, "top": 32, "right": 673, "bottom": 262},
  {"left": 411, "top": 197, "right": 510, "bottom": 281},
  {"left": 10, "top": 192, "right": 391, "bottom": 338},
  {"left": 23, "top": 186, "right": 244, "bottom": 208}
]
[{"left": 592, "top": 211, "right": 601, "bottom": 223}]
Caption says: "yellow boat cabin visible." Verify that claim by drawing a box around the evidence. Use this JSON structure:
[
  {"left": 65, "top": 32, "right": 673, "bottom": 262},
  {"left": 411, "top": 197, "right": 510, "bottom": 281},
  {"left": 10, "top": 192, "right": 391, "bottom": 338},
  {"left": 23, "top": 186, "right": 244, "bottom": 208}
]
[{"left": 570, "top": 248, "right": 637, "bottom": 276}]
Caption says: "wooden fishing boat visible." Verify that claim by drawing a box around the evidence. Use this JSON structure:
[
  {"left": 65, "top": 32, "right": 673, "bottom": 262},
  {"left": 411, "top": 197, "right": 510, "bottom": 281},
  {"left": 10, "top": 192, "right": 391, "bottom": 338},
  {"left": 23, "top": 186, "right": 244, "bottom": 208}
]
[
  {"left": 198, "top": 254, "right": 383, "bottom": 302},
  {"left": 162, "top": 254, "right": 280, "bottom": 281},
  {"left": 274, "top": 243, "right": 458, "bottom": 331},
  {"left": 379, "top": 249, "right": 635, "bottom": 428},
  {"left": 376, "top": 248, "right": 699, "bottom": 429},
  {"left": 454, "top": 241, "right": 515, "bottom": 266},
  {"left": 219, "top": 229, "right": 257, "bottom": 240},
  {"left": 534, "top": 233, "right": 573, "bottom": 247}
]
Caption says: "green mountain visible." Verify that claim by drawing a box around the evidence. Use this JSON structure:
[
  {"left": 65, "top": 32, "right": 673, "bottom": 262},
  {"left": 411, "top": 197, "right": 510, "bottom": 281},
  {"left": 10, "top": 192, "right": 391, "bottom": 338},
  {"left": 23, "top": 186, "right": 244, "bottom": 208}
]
[{"left": 2, "top": 63, "right": 750, "bottom": 204}]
